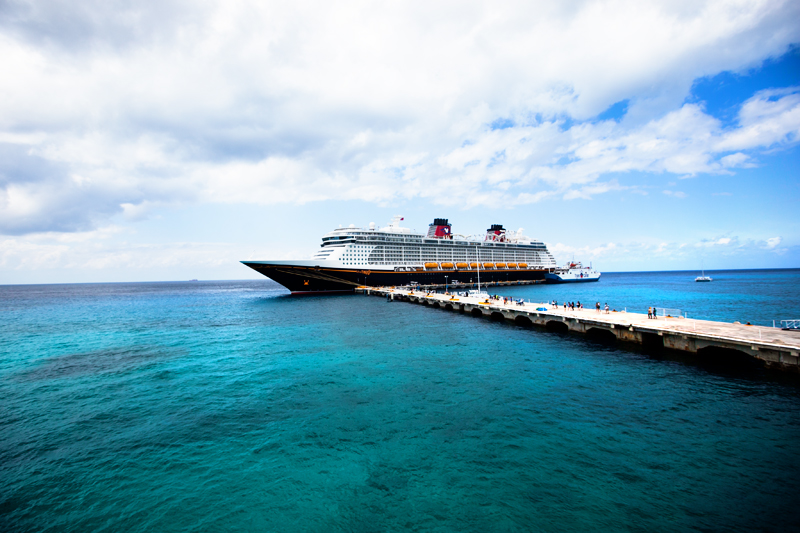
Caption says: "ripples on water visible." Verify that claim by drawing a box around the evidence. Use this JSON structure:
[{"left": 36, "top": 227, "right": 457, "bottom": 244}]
[{"left": 1, "top": 271, "right": 799, "bottom": 532}]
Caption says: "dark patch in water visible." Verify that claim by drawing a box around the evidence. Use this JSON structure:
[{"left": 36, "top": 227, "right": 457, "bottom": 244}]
[
  {"left": 17, "top": 346, "right": 182, "bottom": 381},
  {"left": 367, "top": 468, "right": 409, "bottom": 494}
]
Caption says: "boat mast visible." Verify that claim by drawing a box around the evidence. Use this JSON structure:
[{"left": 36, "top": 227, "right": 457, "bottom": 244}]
[{"left": 476, "top": 245, "right": 481, "bottom": 292}]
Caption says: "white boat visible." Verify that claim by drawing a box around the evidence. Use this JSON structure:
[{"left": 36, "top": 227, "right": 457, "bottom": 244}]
[
  {"left": 545, "top": 261, "right": 601, "bottom": 283},
  {"left": 695, "top": 269, "right": 712, "bottom": 282},
  {"left": 695, "top": 261, "right": 712, "bottom": 282},
  {"left": 468, "top": 289, "right": 491, "bottom": 299}
]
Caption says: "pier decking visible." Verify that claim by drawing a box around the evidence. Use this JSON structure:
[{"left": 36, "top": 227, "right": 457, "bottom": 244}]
[{"left": 359, "top": 287, "right": 800, "bottom": 371}]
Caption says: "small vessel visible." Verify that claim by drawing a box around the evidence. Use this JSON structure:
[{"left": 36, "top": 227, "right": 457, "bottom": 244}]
[
  {"left": 545, "top": 261, "right": 601, "bottom": 283},
  {"left": 695, "top": 266, "right": 712, "bottom": 282},
  {"left": 468, "top": 289, "right": 491, "bottom": 299}
]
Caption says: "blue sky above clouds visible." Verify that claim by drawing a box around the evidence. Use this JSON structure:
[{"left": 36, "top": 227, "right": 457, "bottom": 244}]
[{"left": 0, "top": 0, "right": 798, "bottom": 283}]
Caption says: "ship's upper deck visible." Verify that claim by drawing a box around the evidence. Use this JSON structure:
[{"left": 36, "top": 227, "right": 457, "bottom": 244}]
[
  {"left": 320, "top": 227, "right": 549, "bottom": 250},
  {"left": 312, "top": 217, "right": 556, "bottom": 269}
]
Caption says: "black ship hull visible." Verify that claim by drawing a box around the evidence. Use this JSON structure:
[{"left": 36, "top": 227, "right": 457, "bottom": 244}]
[{"left": 242, "top": 262, "right": 549, "bottom": 294}]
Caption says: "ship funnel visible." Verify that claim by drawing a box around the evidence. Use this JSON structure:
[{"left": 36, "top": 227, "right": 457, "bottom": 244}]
[
  {"left": 485, "top": 224, "right": 506, "bottom": 242},
  {"left": 427, "top": 218, "right": 452, "bottom": 239}
]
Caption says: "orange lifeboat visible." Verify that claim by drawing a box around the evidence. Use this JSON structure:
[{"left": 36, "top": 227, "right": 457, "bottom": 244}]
[
  {"left": 507, "top": 263, "right": 517, "bottom": 268},
  {"left": 455, "top": 262, "right": 468, "bottom": 269},
  {"left": 424, "top": 262, "right": 439, "bottom": 269},
  {"left": 483, "top": 263, "right": 495, "bottom": 269},
  {"left": 469, "top": 262, "right": 479, "bottom": 268},
  {"left": 441, "top": 262, "right": 454, "bottom": 269},
  {"left": 518, "top": 262, "right": 528, "bottom": 268},
  {"left": 495, "top": 263, "right": 507, "bottom": 269}
]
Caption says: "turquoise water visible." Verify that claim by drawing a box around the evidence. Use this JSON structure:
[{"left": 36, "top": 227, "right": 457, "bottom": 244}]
[
  {"left": 2, "top": 270, "right": 799, "bottom": 532},
  {"left": 481, "top": 268, "right": 800, "bottom": 326}
]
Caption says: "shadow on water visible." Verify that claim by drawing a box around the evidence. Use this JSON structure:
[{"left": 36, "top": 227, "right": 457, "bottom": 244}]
[
  {"left": 640, "top": 345, "right": 800, "bottom": 386},
  {"left": 442, "top": 301, "right": 800, "bottom": 387},
  {"left": 601, "top": 336, "right": 800, "bottom": 387}
]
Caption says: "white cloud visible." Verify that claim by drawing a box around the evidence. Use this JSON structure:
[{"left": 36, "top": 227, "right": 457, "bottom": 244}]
[
  {"left": 546, "top": 233, "right": 793, "bottom": 271},
  {"left": 719, "top": 152, "right": 754, "bottom": 167},
  {"left": 1, "top": 0, "right": 799, "bottom": 234},
  {"left": 0, "top": 231, "right": 235, "bottom": 271},
  {"left": 715, "top": 87, "right": 800, "bottom": 151}
]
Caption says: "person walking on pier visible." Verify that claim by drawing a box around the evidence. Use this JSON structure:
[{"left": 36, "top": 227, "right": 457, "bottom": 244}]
[
  {"left": 604, "top": 303, "right": 609, "bottom": 314},
  {"left": 596, "top": 302, "right": 600, "bottom": 313},
  {"left": 652, "top": 307, "right": 657, "bottom": 319},
  {"left": 648, "top": 307, "right": 653, "bottom": 319}
]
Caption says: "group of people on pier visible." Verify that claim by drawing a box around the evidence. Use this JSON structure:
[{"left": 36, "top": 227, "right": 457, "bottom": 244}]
[
  {"left": 407, "top": 288, "right": 626, "bottom": 314},
  {"left": 552, "top": 300, "right": 583, "bottom": 311},
  {"left": 551, "top": 300, "right": 611, "bottom": 314}
]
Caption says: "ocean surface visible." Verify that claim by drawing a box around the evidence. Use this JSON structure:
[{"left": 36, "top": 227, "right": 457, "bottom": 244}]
[{"left": 2, "top": 269, "right": 799, "bottom": 532}]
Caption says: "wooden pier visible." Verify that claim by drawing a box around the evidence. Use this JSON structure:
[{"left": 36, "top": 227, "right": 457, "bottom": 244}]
[{"left": 358, "top": 287, "right": 800, "bottom": 372}]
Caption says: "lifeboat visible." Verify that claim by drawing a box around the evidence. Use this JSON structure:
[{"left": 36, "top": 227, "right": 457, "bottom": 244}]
[
  {"left": 518, "top": 262, "right": 528, "bottom": 268},
  {"left": 495, "top": 263, "right": 507, "bottom": 269},
  {"left": 441, "top": 262, "right": 454, "bottom": 269},
  {"left": 424, "top": 262, "right": 439, "bottom": 269},
  {"left": 507, "top": 263, "right": 517, "bottom": 268},
  {"left": 483, "top": 263, "right": 495, "bottom": 269},
  {"left": 469, "top": 262, "right": 479, "bottom": 268},
  {"left": 455, "top": 262, "right": 468, "bottom": 269}
]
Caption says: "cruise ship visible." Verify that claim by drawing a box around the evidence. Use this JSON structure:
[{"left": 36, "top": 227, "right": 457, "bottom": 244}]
[{"left": 242, "top": 216, "right": 558, "bottom": 293}]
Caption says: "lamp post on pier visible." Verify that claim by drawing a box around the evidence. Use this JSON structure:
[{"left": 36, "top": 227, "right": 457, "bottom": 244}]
[{"left": 445, "top": 275, "right": 448, "bottom": 294}]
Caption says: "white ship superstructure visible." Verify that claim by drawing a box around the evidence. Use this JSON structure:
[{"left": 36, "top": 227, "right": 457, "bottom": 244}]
[
  {"left": 545, "top": 261, "right": 601, "bottom": 283},
  {"left": 311, "top": 216, "right": 557, "bottom": 271}
]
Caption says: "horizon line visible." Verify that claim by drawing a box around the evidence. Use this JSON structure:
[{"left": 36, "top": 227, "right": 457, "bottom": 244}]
[{"left": 2, "top": 266, "right": 799, "bottom": 287}]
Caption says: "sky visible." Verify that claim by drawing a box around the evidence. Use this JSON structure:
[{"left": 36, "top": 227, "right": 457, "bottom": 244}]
[{"left": 1, "top": 0, "right": 799, "bottom": 284}]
